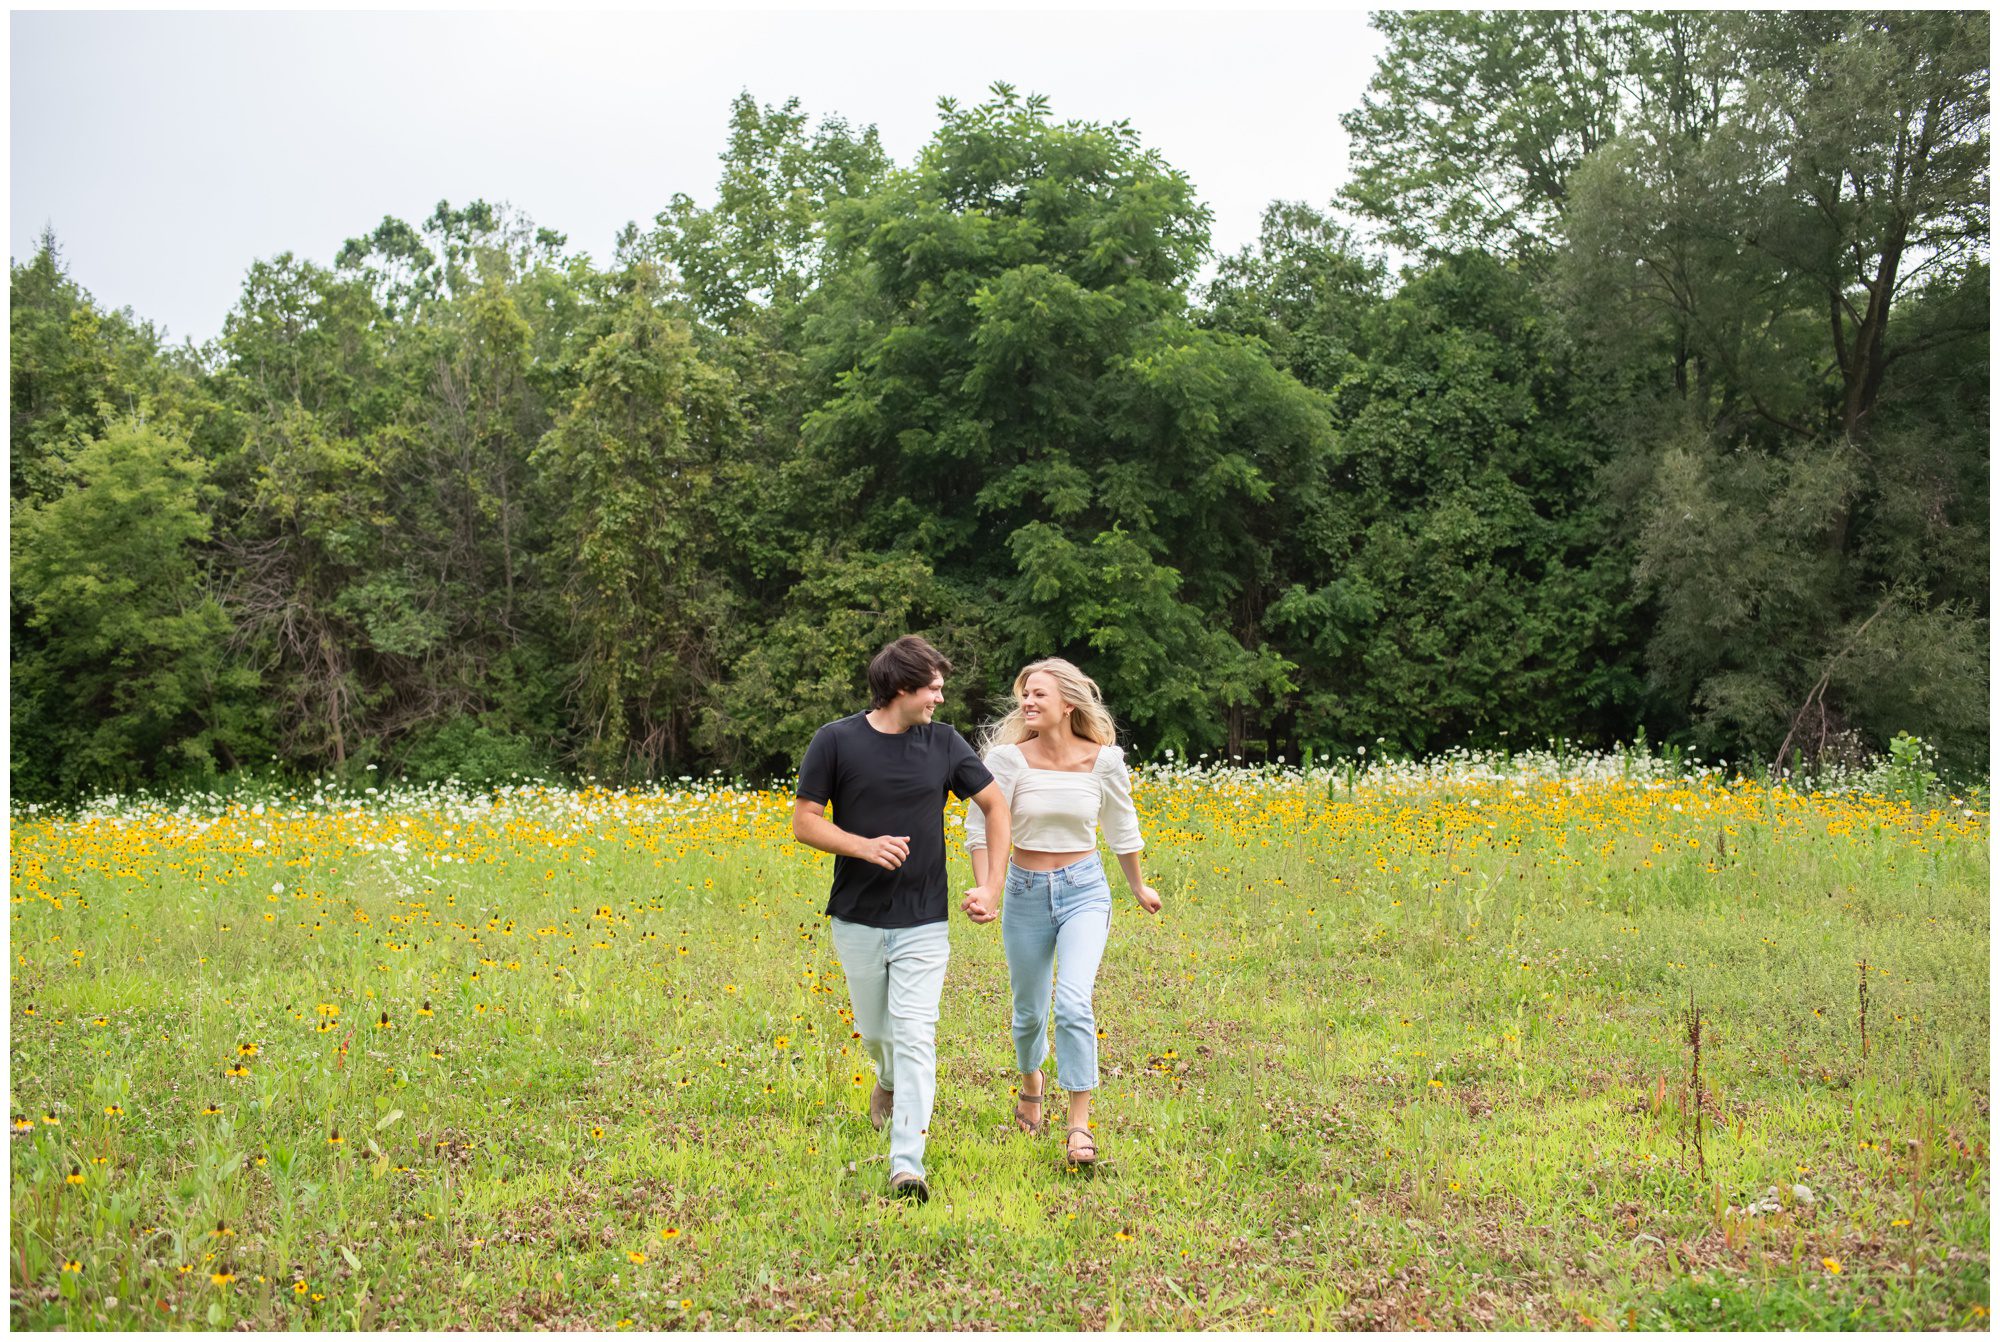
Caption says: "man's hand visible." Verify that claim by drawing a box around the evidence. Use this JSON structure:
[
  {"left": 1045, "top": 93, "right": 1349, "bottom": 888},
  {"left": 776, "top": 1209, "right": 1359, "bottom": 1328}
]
[
  {"left": 794, "top": 802, "right": 911, "bottom": 872},
  {"left": 960, "top": 884, "right": 999, "bottom": 923},
  {"left": 857, "top": 835, "right": 911, "bottom": 871}
]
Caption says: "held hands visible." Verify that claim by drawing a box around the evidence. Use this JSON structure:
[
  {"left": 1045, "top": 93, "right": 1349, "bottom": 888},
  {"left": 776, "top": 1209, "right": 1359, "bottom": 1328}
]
[
  {"left": 857, "top": 834, "right": 912, "bottom": 871},
  {"left": 960, "top": 885, "right": 1000, "bottom": 924},
  {"left": 1132, "top": 884, "right": 1163, "bottom": 915}
]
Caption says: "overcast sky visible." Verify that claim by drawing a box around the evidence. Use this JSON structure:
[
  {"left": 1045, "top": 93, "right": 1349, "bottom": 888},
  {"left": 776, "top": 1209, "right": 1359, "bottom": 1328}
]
[{"left": 11, "top": 9, "right": 1387, "bottom": 347}]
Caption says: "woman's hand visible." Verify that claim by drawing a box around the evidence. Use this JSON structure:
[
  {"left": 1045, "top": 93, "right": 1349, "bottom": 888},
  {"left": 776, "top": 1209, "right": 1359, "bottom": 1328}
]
[
  {"left": 1132, "top": 884, "right": 1162, "bottom": 914},
  {"left": 961, "top": 884, "right": 1000, "bottom": 924}
]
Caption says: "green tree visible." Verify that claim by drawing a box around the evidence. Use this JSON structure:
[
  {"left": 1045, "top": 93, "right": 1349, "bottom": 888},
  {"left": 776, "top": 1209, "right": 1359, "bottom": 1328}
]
[
  {"left": 1267, "top": 254, "right": 1641, "bottom": 755},
  {"left": 12, "top": 419, "right": 265, "bottom": 798},
  {"left": 1738, "top": 10, "right": 1989, "bottom": 442},
  {"left": 210, "top": 215, "right": 597, "bottom": 781},
  {"left": 1202, "top": 200, "right": 1383, "bottom": 393},
  {"left": 1554, "top": 12, "right": 1990, "bottom": 769},
  {"left": 705, "top": 551, "right": 992, "bottom": 774},
  {"left": 1340, "top": 11, "right": 1636, "bottom": 257},
  {"left": 10, "top": 228, "right": 181, "bottom": 506},
  {"left": 376, "top": 261, "right": 567, "bottom": 757},
  {"left": 652, "top": 93, "right": 890, "bottom": 327},
  {"left": 336, "top": 198, "right": 570, "bottom": 323},
  {"left": 534, "top": 276, "right": 744, "bottom": 778},
  {"left": 1629, "top": 270, "right": 1989, "bottom": 774},
  {"left": 800, "top": 86, "right": 1330, "bottom": 754},
  {"left": 12, "top": 231, "right": 229, "bottom": 800},
  {"left": 645, "top": 93, "right": 894, "bottom": 622},
  {"left": 208, "top": 255, "right": 407, "bottom": 769},
  {"left": 1557, "top": 11, "right": 1990, "bottom": 446}
]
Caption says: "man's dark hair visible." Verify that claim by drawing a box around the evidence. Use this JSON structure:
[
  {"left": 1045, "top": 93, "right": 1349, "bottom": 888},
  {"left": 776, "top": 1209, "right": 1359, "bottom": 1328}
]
[{"left": 868, "top": 635, "right": 952, "bottom": 709}]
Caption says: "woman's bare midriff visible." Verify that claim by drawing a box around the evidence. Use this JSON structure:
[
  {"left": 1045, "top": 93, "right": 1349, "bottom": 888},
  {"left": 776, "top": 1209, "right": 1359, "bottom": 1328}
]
[{"left": 1010, "top": 847, "right": 1095, "bottom": 871}]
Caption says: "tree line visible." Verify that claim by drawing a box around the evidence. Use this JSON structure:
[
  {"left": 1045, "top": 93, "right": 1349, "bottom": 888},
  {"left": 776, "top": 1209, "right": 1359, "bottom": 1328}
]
[{"left": 11, "top": 10, "right": 1988, "bottom": 801}]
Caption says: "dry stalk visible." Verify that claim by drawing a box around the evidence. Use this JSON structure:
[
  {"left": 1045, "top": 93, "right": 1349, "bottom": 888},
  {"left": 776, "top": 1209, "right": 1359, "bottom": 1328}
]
[
  {"left": 1685, "top": 987, "right": 1706, "bottom": 1179},
  {"left": 1772, "top": 593, "right": 1895, "bottom": 777},
  {"left": 1858, "top": 958, "right": 1870, "bottom": 1061}
]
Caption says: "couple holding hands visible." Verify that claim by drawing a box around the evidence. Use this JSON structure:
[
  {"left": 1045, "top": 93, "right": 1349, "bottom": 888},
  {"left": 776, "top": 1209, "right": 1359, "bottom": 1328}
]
[{"left": 791, "top": 636, "right": 1163, "bottom": 1202}]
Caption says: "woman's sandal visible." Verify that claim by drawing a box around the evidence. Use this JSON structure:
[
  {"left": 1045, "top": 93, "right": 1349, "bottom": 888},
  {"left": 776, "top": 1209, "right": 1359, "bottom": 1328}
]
[
  {"left": 1065, "top": 1125, "right": 1098, "bottom": 1167},
  {"left": 1013, "top": 1076, "right": 1046, "bottom": 1136}
]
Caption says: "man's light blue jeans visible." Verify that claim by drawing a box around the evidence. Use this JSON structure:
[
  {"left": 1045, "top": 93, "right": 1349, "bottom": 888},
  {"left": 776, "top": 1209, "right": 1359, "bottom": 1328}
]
[
  {"left": 1002, "top": 854, "right": 1113, "bottom": 1093},
  {"left": 828, "top": 917, "right": 951, "bottom": 1181}
]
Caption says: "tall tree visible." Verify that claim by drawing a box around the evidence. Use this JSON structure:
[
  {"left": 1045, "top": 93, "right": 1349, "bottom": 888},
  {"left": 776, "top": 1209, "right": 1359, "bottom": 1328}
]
[
  {"left": 1202, "top": 200, "right": 1384, "bottom": 393},
  {"left": 800, "top": 85, "right": 1330, "bottom": 754},
  {"left": 652, "top": 93, "right": 890, "bottom": 327},
  {"left": 341, "top": 265, "right": 563, "bottom": 761},
  {"left": 1265, "top": 253, "right": 1640, "bottom": 754},
  {"left": 1554, "top": 11, "right": 1991, "bottom": 769},
  {"left": 1340, "top": 10, "right": 1636, "bottom": 257},
  {"left": 10, "top": 229, "right": 180, "bottom": 506},
  {"left": 336, "top": 198, "right": 570, "bottom": 324},
  {"left": 208, "top": 255, "right": 406, "bottom": 768},
  {"left": 12, "top": 419, "right": 265, "bottom": 798},
  {"left": 534, "top": 273, "right": 745, "bottom": 777},
  {"left": 1737, "top": 10, "right": 1990, "bottom": 442},
  {"left": 1559, "top": 11, "right": 1990, "bottom": 446}
]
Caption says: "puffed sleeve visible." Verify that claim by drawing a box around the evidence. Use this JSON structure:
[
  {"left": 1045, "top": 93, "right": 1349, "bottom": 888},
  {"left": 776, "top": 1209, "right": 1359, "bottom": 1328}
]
[
  {"left": 1097, "top": 745, "right": 1145, "bottom": 854},
  {"left": 965, "top": 746, "right": 1020, "bottom": 852}
]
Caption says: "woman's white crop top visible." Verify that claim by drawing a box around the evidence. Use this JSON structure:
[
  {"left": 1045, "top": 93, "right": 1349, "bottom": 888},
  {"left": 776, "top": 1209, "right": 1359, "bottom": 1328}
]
[{"left": 964, "top": 742, "right": 1144, "bottom": 856}]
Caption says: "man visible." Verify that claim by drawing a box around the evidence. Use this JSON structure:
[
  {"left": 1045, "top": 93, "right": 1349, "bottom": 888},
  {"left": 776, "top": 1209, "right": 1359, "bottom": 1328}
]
[{"left": 792, "top": 635, "right": 1011, "bottom": 1203}]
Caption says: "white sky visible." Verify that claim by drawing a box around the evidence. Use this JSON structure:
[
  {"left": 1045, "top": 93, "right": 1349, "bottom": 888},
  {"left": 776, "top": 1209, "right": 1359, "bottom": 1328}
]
[{"left": 10, "top": 8, "right": 1387, "bottom": 347}]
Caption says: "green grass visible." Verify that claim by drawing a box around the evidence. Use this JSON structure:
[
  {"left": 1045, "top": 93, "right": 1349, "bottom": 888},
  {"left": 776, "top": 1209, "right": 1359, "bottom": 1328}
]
[{"left": 8, "top": 761, "right": 1990, "bottom": 1329}]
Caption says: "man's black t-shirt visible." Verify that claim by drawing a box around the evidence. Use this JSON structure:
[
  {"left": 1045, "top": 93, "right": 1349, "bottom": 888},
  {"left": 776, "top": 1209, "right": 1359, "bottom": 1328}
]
[{"left": 796, "top": 712, "right": 994, "bottom": 928}]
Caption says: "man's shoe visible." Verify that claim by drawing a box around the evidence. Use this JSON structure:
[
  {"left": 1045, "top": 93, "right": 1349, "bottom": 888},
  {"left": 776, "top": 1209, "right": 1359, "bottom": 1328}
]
[
  {"left": 868, "top": 1084, "right": 894, "bottom": 1132},
  {"left": 889, "top": 1171, "right": 930, "bottom": 1203}
]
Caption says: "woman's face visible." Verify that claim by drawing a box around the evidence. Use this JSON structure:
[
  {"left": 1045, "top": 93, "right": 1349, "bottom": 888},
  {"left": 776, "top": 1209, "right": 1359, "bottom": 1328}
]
[{"left": 1019, "top": 671, "right": 1071, "bottom": 730}]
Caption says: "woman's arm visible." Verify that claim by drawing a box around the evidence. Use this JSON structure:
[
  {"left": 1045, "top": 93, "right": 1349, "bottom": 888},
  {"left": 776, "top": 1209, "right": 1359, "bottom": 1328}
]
[
  {"left": 964, "top": 746, "right": 1017, "bottom": 881},
  {"left": 1100, "top": 748, "right": 1159, "bottom": 911},
  {"left": 962, "top": 782, "right": 1010, "bottom": 923},
  {"left": 1113, "top": 849, "right": 1162, "bottom": 913}
]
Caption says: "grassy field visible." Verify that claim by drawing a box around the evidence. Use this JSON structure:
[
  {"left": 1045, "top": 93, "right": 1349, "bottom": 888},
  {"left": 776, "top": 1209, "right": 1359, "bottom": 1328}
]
[{"left": 8, "top": 751, "right": 1989, "bottom": 1330}]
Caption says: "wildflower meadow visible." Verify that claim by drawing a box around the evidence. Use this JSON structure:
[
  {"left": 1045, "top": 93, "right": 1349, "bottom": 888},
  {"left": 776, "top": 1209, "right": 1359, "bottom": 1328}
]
[{"left": 8, "top": 749, "right": 1989, "bottom": 1329}]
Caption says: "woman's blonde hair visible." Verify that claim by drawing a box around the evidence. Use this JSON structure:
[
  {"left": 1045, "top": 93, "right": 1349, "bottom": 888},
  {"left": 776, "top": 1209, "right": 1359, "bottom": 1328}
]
[{"left": 980, "top": 658, "right": 1119, "bottom": 754}]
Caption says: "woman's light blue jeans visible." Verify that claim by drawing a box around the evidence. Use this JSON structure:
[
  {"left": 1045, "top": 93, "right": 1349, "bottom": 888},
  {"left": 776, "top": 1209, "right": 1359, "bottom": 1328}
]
[{"left": 1002, "top": 854, "right": 1112, "bottom": 1093}]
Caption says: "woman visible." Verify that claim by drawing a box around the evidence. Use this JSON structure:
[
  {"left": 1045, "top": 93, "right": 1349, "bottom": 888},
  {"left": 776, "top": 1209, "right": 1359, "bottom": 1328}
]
[{"left": 963, "top": 658, "right": 1162, "bottom": 1167}]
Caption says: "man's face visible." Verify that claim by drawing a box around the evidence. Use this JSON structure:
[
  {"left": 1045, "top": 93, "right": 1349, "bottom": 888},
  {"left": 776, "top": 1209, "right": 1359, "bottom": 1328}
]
[{"left": 891, "top": 674, "right": 945, "bottom": 726}]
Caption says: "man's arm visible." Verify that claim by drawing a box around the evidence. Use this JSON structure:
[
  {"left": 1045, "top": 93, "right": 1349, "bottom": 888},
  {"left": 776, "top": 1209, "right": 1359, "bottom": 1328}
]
[
  {"left": 959, "top": 781, "right": 1010, "bottom": 923},
  {"left": 792, "top": 799, "right": 909, "bottom": 870}
]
